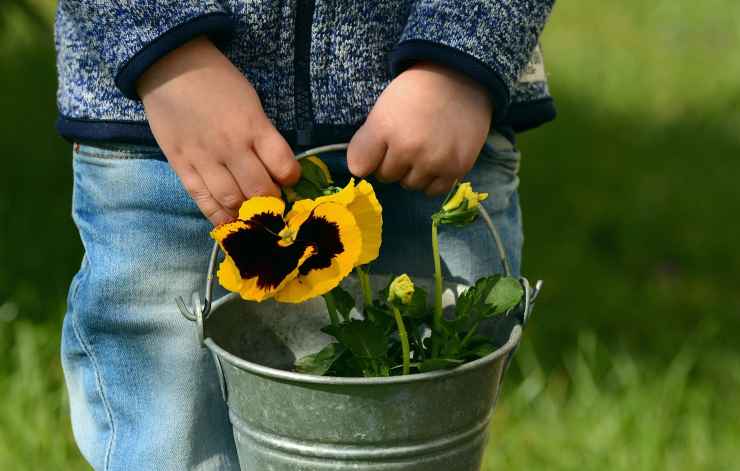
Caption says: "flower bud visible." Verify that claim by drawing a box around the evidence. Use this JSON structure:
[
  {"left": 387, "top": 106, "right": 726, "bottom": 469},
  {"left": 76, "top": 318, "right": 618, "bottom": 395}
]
[
  {"left": 388, "top": 274, "right": 415, "bottom": 305},
  {"left": 442, "top": 182, "right": 488, "bottom": 212}
]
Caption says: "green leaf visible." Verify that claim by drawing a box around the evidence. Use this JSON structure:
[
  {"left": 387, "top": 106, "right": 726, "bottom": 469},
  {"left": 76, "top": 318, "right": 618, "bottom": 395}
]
[
  {"left": 377, "top": 276, "right": 394, "bottom": 304},
  {"left": 326, "top": 350, "right": 364, "bottom": 377},
  {"left": 331, "top": 286, "right": 355, "bottom": 320},
  {"left": 364, "top": 303, "right": 390, "bottom": 319},
  {"left": 363, "top": 303, "right": 395, "bottom": 333},
  {"left": 402, "top": 286, "right": 429, "bottom": 319},
  {"left": 485, "top": 276, "right": 524, "bottom": 315},
  {"left": 463, "top": 334, "right": 493, "bottom": 348},
  {"left": 290, "top": 179, "right": 323, "bottom": 199},
  {"left": 300, "top": 157, "right": 332, "bottom": 188},
  {"left": 434, "top": 208, "right": 480, "bottom": 226},
  {"left": 464, "top": 343, "right": 497, "bottom": 359},
  {"left": 418, "top": 358, "right": 465, "bottom": 373},
  {"left": 439, "top": 334, "right": 463, "bottom": 357},
  {"left": 331, "top": 319, "right": 388, "bottom": 360},
  {"left": 455, "top": 275, "right": 502, "bottom": 329},
  {"left": 295, "top": 343, "right": 346, "bottom": 375}
]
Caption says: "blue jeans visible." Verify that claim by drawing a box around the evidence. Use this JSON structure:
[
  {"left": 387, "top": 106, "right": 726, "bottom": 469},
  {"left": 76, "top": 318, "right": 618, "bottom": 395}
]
[{"left": 61, "top": 134, "right": 523, "bottom": 470}]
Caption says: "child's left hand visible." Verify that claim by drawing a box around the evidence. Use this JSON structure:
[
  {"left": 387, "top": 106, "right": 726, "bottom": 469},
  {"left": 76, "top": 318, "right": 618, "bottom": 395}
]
[{"left": 347, "top": 62, "right": 493, "bottom": 196}]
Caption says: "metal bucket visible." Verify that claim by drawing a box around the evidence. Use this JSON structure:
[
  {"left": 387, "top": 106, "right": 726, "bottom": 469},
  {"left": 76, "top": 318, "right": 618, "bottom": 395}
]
[{"left": 176, "top": 144, "right": 542, "bottom": 471}]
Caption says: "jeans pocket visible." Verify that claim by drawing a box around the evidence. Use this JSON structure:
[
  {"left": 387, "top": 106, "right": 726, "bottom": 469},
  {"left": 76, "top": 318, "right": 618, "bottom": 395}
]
[
  {"left": 469, "top": 134, "right": 522, "bottom": 213},
  {"left": 74, "top": 142, "right": 165, "bottom": 161}
]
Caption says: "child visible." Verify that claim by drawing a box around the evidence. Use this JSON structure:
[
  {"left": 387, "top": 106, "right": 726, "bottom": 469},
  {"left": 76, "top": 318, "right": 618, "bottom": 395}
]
[{"left": 56, "top": 1, "right": 556, "bottom": 469}]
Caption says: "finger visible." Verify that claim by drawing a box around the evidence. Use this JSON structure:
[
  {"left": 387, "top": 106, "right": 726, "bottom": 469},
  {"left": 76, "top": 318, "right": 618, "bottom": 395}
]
[
  {"left": 347, "top": 122, "right": 387, "bottom": 177},
  {"left": 226, "top": 152, "right": 281, "bottom": 199},
  {"left": 424, "top": 176, "right": 456, "bottom": 197},
  {"left": 253, "top": 131, "right": 301, "bottom": 186},
  {"left": 374, "top": 146, "right": 411, "bottom": 183},
  {"left": 196, "top": 161, "right": 248, "bottom": 212},
  {"left": 177, "top": 165, "right": 235, "bottom": 226},
  {"left": 400, "top": 167, "right": 435, "bottom": 191}
]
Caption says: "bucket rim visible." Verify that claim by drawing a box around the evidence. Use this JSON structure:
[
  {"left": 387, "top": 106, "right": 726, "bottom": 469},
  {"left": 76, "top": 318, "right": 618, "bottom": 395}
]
[{"left": 203, "top": 315, "right": 522, "bottom": 385}]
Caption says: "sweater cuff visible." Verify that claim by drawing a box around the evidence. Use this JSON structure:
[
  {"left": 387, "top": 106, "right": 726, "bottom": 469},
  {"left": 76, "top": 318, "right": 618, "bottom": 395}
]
[
  {"left": 115, "top": 12, "right": 235, "bottom": 100},
  {"left": 388, "top": 39, "right": 510, "bottom": 124}
]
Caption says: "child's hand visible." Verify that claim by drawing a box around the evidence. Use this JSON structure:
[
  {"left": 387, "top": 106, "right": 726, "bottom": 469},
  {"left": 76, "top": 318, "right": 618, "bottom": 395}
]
[
  {"left": 137, "top": 36, "right": 300, "bottom": 226},
  {"left": 347, "top": 62, "right": 493, "bottom": 196}
]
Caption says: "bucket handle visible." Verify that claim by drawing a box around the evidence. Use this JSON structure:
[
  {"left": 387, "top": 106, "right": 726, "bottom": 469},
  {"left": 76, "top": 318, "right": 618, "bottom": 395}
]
[{"left": 176, "top": 143, "right": 543, "bottom": 350}]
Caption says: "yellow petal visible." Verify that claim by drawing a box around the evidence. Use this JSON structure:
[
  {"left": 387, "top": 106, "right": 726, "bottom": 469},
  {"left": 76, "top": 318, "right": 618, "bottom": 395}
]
[
  {"left": 238, "top": 196, "right": 285, "bottom": 221},
  {"left": 442, "top": 182, "right": 488, "bottom": 212},
  {"left": 347, "top": 179, "right": 382, "bottom": 265},
  {"left": 442, "top": 182, "right": 470, "bottom": 212},
  {"left": 210, "top": 220, "right": 250, "bottom": 244},
  {"left": 320, "top": 178, "right": 356, "bottom": 206},
  {"left": 285, "top": 178, "right": 357, "bottom": 232},
  {"left": 216, "top": 255, "right": 243, "bottom": 292},
  {"left": 290, "top": 178, "right": 357, "bottom": 217},
  {"left": 465, "top": 190, "right": 488, "bottom": 209},
  {"left": 275, "top": 202, "right": 362, "bottom": 303}
]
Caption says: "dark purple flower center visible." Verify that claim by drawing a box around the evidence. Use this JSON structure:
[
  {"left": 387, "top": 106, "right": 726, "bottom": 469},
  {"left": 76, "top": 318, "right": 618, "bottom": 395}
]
[{"left": 222, "top": 211, "right": 344, "bottom": 290}]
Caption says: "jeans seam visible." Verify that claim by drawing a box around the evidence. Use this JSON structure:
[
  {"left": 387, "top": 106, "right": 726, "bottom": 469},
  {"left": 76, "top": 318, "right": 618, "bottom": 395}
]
[
  {"left": 73, "top": 142, "right": 163, "bottom": 160},
  {"left": 67, "top": 256, "right": 86, "bottom": 308},
  {"left": 70, "top": 296, "right": 117, "bottom": 471},
  {"left": 75, "top": 149, "right": 162, "bottom": 160}
]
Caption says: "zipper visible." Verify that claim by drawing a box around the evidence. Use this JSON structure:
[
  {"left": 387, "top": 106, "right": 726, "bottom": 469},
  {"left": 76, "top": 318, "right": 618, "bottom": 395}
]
[{"left": 294, "top": 0, "right": 315, "bottom": 147}]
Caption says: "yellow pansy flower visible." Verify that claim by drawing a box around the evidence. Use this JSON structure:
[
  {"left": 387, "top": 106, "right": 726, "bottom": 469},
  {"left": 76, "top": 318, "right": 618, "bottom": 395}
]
[{"left": 211, "top": 194, "right": 368, "bottom": 303}]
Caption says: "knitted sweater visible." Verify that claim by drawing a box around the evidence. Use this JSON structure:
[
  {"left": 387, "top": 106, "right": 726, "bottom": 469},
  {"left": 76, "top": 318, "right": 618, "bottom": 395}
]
[{"left": 55, "top": 0, "right": 556, "bottom": 148}]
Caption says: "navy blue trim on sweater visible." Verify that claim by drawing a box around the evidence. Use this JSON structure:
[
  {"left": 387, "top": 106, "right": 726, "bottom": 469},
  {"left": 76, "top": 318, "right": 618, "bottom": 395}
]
[
  {"left": 388, "top": 39, "right": 510, "bottom": 124},
  {"left": 57, "top": 103, "right": 553, "bottom": 149},
  {"left": 506, "top": 97, "right": 557, "bottom": 133},
  {"left": 56, "top": 116, "right": 157, "bottom": 145},
  {"left": 115, "top": 13, "right": 235, "bottom": 100},
  {"left": 56, "top": 115, "right": 364, "bottom": 151}
]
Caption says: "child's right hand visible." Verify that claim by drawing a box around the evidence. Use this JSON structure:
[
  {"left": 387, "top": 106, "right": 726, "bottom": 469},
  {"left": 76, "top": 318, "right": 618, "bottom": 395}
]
[{"left": 137, "top": 36, "right": 300, "bottom": 226}]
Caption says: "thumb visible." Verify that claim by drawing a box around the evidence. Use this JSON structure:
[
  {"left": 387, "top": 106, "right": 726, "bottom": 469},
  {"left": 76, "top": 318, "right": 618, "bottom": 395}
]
[{"left": 347, "top": 121, "right": 387, "bottom": 178}]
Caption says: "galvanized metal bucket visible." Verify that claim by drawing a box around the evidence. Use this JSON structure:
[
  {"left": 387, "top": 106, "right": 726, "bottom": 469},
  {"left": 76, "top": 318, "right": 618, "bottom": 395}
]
[{"left": 177, "top": 144, "right": 542, "bottom": 471}]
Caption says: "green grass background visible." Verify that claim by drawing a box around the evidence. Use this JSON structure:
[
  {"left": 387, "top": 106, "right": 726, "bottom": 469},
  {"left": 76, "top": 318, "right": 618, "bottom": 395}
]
[{"left": 1, "top": 1, "right": 739, "bottom": 469}]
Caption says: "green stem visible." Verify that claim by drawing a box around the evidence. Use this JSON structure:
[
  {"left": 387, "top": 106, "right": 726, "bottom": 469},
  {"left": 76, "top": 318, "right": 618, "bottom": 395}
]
[
  {"left": 459, "top": 321, "right": 480, "bottom": 349},
  {"left": 431, "top": 219, "right": 443, "bottom": 357},
  {"left": 391, "top": 305, "right": 411, "bottom": 375},
  {"left": 355, "top": 266, "right": 373, "bottom": 307},
  {"left": 323, "top": 293, "right": 340, "bottom": 326}
]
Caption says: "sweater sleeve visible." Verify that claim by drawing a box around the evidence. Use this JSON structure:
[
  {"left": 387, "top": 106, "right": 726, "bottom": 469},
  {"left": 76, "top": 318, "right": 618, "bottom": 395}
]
[
  {"left": 58, "top": 1, "right": 235, "bottom": 100},
  {"left": 388, "top": 0, "right": 555, "bottom": 123}
]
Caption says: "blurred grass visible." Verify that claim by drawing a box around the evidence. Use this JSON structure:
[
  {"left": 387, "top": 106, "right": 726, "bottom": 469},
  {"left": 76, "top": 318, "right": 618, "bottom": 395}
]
[
  {"left": 485, "top": 337, "right": 740, "bottom": 470},
  {"left": 518, "top": 0, "right": 740, "bottom": 364},
  {"left": 1, "top": 0, "right": 739, "bottom": 469}
]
